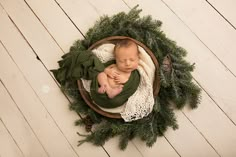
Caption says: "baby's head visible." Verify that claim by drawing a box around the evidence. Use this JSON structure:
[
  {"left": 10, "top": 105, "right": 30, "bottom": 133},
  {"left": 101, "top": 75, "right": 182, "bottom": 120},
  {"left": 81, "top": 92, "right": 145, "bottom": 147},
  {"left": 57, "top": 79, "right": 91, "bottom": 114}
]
[{"left": 114, "top": 39, "right": 139, "bottom": 73}]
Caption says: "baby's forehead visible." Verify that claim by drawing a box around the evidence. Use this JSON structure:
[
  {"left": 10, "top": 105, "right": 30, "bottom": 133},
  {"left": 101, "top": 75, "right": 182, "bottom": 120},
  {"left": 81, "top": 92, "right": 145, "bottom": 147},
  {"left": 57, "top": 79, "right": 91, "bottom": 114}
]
[
  {"left": 115, "top": 51, "right": 139, "bottom": 61},
  {"left": 115, "top": 49, "right": 139, "bottom": 57},
  {"left": 114, "top": 39, "right": 138, "bottom": 50},
  {"left": 115, "top": 43, "right": 139, "bottom": 53}
]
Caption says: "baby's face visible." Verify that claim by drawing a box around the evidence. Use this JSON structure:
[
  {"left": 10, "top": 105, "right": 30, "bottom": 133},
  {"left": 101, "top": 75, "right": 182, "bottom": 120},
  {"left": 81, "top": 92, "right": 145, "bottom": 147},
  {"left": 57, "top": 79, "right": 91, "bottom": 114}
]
[{"left": 115, "top": 44, "right": 139, "bottom": 73}]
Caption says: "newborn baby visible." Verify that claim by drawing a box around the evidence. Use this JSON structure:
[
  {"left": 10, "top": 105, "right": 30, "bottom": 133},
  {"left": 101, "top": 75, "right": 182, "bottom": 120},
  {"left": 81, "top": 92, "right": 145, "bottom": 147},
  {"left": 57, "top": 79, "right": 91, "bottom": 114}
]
[{"left": 97, "top": 39, "right": 139, "bottom": 98}]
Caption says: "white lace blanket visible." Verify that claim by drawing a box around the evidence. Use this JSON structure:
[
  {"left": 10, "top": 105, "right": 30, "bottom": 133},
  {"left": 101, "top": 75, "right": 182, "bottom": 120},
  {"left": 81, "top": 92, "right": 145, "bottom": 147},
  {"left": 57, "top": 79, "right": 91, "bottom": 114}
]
[{"left": 81, "top": 43, "right": 155, "bottom": 122}]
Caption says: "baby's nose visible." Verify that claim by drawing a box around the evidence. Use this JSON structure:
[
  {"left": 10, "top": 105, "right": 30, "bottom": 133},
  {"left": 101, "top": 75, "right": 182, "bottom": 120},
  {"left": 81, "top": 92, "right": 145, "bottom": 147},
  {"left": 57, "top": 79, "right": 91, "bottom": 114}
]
[{"left": 125, "top": 60, "right": 130, "bottom": 66}]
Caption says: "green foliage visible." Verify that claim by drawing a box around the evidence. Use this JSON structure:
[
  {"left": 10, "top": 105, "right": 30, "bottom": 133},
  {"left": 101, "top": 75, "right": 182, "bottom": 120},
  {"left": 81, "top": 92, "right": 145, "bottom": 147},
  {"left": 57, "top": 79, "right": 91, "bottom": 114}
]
[{"left": 55, "top": 6, "right": 201, "bottom": 150}]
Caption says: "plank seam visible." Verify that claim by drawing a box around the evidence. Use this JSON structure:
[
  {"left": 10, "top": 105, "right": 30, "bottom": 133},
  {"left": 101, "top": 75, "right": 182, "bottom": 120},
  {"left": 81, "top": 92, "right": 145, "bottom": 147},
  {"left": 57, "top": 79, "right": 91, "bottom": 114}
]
[
  {"left": 87, "top": 0, "right": 102, "bottom": 16},
  {"left": 160, "top": 0, "right": 236, "bottom": 79},
  {"left": 0, "top": 41, "right": 51, "bottom": 157},
  {"left": 23, "top": 0, "right": 65, "bottom": 53},
  {"left": 54, "top": 0, "right": 85, "bottom": 38},
  {"left": 206, "top": 0, "right": 236, "bottom": 30},
  {"left": 6, "top": 14, "right": 44, "bottom": 63},
  {"left": 0, "top": 116, "right": 25, "bottom": 157},
  {"left": 181, "top": 110, "right": 221, "bottom": 157},
  {"left": 1, "top": 8, "right": 109, "bottom": 156},
  {"left": 193, "top": 78, "right": 236, "bottom": 126},
  {"left": 121, "top": 0, "right": 132, "bottom": 9},
  {"left": 160, "top": 0, "right": 236, "bottom": 125},
  {"left": 164, "top": 136, "right": 182, "bottom": 157},
  {"left": 131, "top": 141, "right": 145, "bottom": 157},
  {"left": 5, "top": 12, "right": 66, "bottom": 93},
  {"left": 0, "top": 14, "right": 82, "bottom": 156},
  {"left": 101, "top": 147, "right": 111, "bottom": 157}
]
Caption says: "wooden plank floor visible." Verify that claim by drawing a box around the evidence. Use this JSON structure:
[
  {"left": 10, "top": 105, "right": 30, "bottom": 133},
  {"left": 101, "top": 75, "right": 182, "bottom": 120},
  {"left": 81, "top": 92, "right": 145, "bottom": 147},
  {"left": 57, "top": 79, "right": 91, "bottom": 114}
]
[{"left": 0, "top": 0, "right": 235, "bottom": 156}]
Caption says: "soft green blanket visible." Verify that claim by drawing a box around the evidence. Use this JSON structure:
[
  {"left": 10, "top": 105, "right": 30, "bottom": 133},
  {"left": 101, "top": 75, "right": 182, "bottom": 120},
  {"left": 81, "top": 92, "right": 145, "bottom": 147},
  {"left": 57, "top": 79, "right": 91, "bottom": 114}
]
[{"left": 51, "top": 50, "right": 140, "bottom": 108}]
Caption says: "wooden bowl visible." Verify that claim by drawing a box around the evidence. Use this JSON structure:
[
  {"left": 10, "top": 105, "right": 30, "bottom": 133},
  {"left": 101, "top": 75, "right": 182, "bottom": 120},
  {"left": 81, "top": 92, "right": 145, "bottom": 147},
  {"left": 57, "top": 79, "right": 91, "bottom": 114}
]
[{"left": 77, "top": 36, "right": 160, "bottom": 119}]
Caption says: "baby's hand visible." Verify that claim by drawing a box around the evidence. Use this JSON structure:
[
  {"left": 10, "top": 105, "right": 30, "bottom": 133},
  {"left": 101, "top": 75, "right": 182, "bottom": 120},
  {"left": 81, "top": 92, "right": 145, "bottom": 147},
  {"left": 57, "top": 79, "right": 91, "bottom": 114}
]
[
  {"left": 105, "top": 69, "right": 120, "bottom": 79},
  {"left": 114, "top": 75, "right": 128, "bottom": 84}
]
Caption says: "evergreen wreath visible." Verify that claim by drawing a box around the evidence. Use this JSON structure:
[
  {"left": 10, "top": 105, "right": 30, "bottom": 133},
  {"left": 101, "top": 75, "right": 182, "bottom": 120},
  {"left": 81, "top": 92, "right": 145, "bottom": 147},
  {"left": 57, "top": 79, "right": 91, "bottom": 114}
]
[{"left": 53, "top": 6, "right": 201, "bottom": 150}]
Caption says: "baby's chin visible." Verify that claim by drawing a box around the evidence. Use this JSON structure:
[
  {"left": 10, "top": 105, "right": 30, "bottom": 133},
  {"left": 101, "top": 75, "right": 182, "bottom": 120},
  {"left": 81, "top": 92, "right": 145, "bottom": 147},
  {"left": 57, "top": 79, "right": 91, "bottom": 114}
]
[{"left": 123, "top": 68, "right": 135, "bottom": 72}]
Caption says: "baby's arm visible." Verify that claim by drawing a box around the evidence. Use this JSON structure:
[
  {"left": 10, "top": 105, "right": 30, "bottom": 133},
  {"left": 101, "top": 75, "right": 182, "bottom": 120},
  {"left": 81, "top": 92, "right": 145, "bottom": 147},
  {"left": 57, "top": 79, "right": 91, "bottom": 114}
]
[{"left": 104, "top": 64, "right": 120, "bottom": 78}]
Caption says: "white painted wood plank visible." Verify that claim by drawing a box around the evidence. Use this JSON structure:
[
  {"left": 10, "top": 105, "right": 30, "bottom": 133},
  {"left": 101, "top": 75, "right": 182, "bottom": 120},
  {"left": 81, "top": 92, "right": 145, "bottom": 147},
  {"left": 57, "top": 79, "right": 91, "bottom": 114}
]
[
  {"left": 160, "top": 0, "right": 236, "bottom": 124},
  {"left": 24, "top": 0, "right": 83, "bottom": 52},
  {"left": 207, "top": 0, "right": 236, "bottom": 28},
  {"left": 0, "top": 0, "right": 63, "bottom": 70},
  {"left": 86, "top": 0, "right": 130, "bottom": 16},
  {"left": 0, "top": 29, "right": 79, "bottom": 157},
  {"left": 165, "top": 111, "right": 219, "bottom": 157},
  {"left": 55, "top": 0, "right": 100, "bottom": 34},
  {"left": 162, "top": 0, "right": 236, "bottom": 76},
  {"left": 0, "top": 6, "right": 108, "bottom": 157},
  {"left": 101, "top": 138, "right": 142, "bottom": 157},
  {"left": 125, "top": 0, "right": 236, "bottom": 156},
  {"left": 0, "top": 75, "right": 48, "bottom": 157},
  {"left": 0, "top": 119, "right": 24, "bottom": 157},
  {"left": 132, "top": 137, "right": 179, "bottom": 157},
  {"left": 183, "top": 87, "right": 236, "bottom": 157}
]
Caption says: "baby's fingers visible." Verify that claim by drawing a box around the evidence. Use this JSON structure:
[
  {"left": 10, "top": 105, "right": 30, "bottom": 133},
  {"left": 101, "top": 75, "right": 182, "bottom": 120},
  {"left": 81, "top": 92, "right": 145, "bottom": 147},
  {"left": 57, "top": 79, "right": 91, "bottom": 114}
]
[
  {"left": 115, "top": 71, "right": 120, "bottom": 74},
  {"left": 114, "top": 80, "right": 121, "bottom": 84},
  {"left": 108, "top": 73, "right": 114, "bottom": 78},
  {"left": 113, "top": 72, "right": 120, "bottom": 76},
  {"left": 113, "top": 73, "right": 120, "bottom": 78},
  {"left": 114, "top": 75, "right": 120, "bottom": 79}
]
